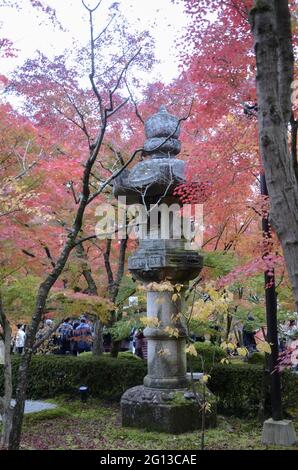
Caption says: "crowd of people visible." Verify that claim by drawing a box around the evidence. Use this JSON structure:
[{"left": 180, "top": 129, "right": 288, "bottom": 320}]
[
  {"left": 10, "top": 314, "right": 298, "bottom": 368},
  {"left": 10, "top": 317, "right": 148, "bottom": 359},
  {"left": 11, "top": 317, "right": 94, "bottom": 356}
]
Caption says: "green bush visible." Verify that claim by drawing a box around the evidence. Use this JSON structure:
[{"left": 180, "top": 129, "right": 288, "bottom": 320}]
[
  {"left": 209, "top": 363, "right": 298, "bottom": 417},
  {"left": 2, "top": 354, "right": 297, "bottom": 419},
  {"left": 187, "top": 342, "right": 227, "bottom": 372},
  {"left": 0, "top": 354, "right": 147, "bottom": 401},
  {"left": 77, "top": 351, "right": 141, "bottom": 361},
  {"left": 247, "top": 352, "right": 265, "bottom": 365}
]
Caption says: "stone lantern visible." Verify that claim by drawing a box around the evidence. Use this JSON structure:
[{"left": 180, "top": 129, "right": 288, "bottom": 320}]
[{"left": 114, "top": 106, "right": 216, "bottom": 433}]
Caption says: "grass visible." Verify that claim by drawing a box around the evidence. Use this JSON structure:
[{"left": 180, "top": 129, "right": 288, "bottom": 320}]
[{"left": 16, "top": 398, "right": 298, "bottom": 450}]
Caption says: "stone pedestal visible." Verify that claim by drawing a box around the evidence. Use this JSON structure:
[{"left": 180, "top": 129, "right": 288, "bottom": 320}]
[
  {"left": 121, "top": 385, "right": 217, "bottom": 434},
  {"left": 120, "top": 289, "right": 217, "bottom": 433},
  {"left": 143, "top": 290, "right": 188, "bottom": 389},
  {"left": 262, "top": 418, "right": 297, "bottom": 446}
]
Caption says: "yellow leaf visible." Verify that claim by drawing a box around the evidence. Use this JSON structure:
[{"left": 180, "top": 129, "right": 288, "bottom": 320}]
[
  {"left": 257, "top": 341, "right": 271, "bottom": 354},
  {"left": 202, "top": 374, "right": 211, "bottom": 384},
  {"left": 200, "top": 401, "right": 212, "bottom": 413},
  {"left": 220, "top": 358, "right": 230, "bottom": 364},
  {"left": 158, "top": 348, "right": 170, "bottom": 357},
  {"left": 164, "top": 326, "right": 180, "bottom": 338},
  {"left": 140, "top": 316, "right": 160, "bottom": 327},
  {"left": 172, "top": 293, "right": 178, "bottom": 302},
  {"left": 237, "top": 347, "right": 248, "bottom": 357},
  {"left": 185, "top": 344, "right": 198, "bottom": 357}
]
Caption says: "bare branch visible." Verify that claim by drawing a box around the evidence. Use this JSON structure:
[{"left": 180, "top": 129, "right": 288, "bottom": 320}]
[
  {"left": 107, "top": 144, "right": 125, "bottom": 166},
  {"left": 51, "top": 103, "right": 88, "bottom": 137},
  {"left": 22, "top": 249, "right": 35, "bottom": 258},
  {"left": 15, "top": 161, "right": 37, "bottom": 180},
  {"left": 124, "top": 77, "right": 144, "bottom": 125},
  {"left": 42, "top": 245, "right": 56, "bottom": 268},
  {"left": 82, "top": 0, "right": 101, "bottom": 13},
  {"left": 86, "top": 5, "right": 104, "bottom": 120},
  {"left": 106, "top": 48, "right": 142, "bottom": 116},
  {"left": 106, "top": 97, "right": 130, "bottom": 119},
  {"left": 94, "top": 13, "right": 116, "bottom": 42},
  {"left": 91, "top": 171, "right": 113, "bottom": 185}
]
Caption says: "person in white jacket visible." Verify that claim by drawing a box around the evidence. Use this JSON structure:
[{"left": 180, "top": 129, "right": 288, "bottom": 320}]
[{"left": 15, "top": 324, "right": 26, "bottom": 354}]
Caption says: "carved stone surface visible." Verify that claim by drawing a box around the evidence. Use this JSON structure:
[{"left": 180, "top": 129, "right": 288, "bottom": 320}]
[
  {"left": 129, "top": 240, "right": 203, "bottom": 282},
  {"left": 113, "top": 156, "right": 185, "bottom": 203},
  {"left": 121, "top": 385, "right": 217, "bottom": 433},
  {"left": 144, "top": 105, "right": 181, "bottom": 158},
  {"left": 113, "top": 106, "right": 185, "bottom": 202},
  {"left": 143, "top": 137, "right": 181, "bottom": 156}
]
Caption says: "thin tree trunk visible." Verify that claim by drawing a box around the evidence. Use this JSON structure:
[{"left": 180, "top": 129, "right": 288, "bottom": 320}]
[
  {"left": 92, "top": 318, "right": 104, "bottom": 355},
  {"left": 104, "top": 237, "right": 128, "bottom": 358},
  {"left": 75, "top": 244, "right": 103, "bottom": 356},
  {"left": 261, "top": 173, "right": 282, "bottom": 420},
  {"left": 0, "top": 295, "right": 14, "bottom": 449}
]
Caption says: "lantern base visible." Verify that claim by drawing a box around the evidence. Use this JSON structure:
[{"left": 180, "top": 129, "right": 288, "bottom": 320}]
[
  {"left": 262, "top": 418, "right": 297, "bottom": 446},
  {"left": 121, "top": 385, "right": 217, "bottom": 434}
]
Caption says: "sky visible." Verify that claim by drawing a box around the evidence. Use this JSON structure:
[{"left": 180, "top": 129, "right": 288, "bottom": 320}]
[{"left": 0, "top": 0, "right": 190, "bottom": 85}]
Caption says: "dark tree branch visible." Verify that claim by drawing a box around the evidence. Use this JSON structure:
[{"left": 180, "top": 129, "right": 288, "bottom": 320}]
[
  {"left": 42, "top": 245, "right": 56, "bottom": 269},
  {"left": 22, "top": 249, "right": 35, "bottom": 258},
  {"left": 82, "top": 0, "right": 101, "bottom": 13},
  {"left": 75, "top": 243, "right": 98, "bottom": 295},
  {"left": 107, "top": 144, "right": 125, "bottom": 165},
  {"left": 94, "top": 13, "right": 116, "bottom": 42},
  {"left": 104, "top": 238, "right": 114, "bottom": 291},
  {"left": 124, "top": 76, "right": 145, "bottom": 125}
]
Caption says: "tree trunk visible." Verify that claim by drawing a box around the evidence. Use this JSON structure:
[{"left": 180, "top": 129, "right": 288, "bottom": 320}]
[
  {"left": 92, "top": 318, "right": 104, "bottom": 356},
  {"left": 261, "top": 173, "right": 282, "bottom": 420},
  {"left": 110, "top": 340, "right": 121, "bottom": 358},
  {"left": 0, "top": 295, "right": 14, "bottom": 449},
  {"left": 104, "top": 237, "right": 128, "bottom": 358},
  {"left": 75, "top": 243, "right": 103, "bottom": 357},
  {"left": 250, "top": 1, "right": 298, "bottom": 306},
  {"left": 8, "top": 165, "right": 92, "bottom": 449}
]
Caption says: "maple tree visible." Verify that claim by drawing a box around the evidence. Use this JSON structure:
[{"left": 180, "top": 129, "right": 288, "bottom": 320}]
[
  {"left": 171, "top": 0, "right": 298, "bottom": 301},
  {"left": 0, "top": 0, "right": 156, "bottom": 450}
]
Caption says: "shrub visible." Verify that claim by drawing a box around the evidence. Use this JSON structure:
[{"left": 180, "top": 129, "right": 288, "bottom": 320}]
[
  {"left": 209, "top": 363, "right": 298, "bottom": 417},
  {"left": 187, "top": 342, "right": 227, "bottom": 372},
  {"left": 2, "top": 354, "right": 297, "bottom": 418},
  {"left": 77, "top": 351, "right": 141, "bottom": 361},
  {"left": 0, "top": 354, "right": 146, "bottom": 401},
  {"left": 247, "top": 352, "right": 265, "bottom": 365}
]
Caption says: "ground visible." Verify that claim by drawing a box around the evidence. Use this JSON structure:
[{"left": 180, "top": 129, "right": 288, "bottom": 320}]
[{"left": 13, "top": 398, "right": 298, "bottom": 450}]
